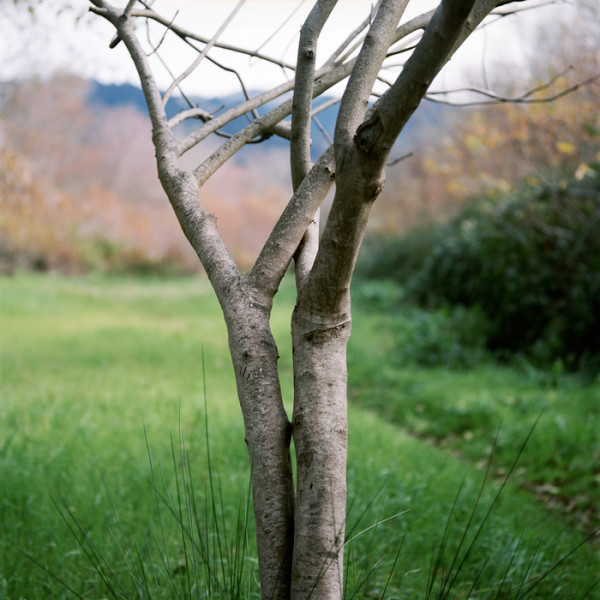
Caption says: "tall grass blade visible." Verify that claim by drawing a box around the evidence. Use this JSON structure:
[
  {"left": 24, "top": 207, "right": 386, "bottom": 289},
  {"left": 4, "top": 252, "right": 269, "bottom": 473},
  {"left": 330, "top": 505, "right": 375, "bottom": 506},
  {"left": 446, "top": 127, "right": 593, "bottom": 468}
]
[
  {"left": 379, "top": 535, "right": 404, "bottom": 600},
  {"left": 52, "top": 492, "right": 126, "bottom": 599},
  {"left": 15, "top": 544, "right": 87, "bottom": 600}
]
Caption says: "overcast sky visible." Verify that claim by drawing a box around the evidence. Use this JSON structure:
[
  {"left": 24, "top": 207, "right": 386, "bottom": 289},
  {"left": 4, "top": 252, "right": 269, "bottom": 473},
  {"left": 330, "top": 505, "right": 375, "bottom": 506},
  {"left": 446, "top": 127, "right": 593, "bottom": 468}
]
[{"left": 0, "top": 0, "right": 574, "bottom": 97}]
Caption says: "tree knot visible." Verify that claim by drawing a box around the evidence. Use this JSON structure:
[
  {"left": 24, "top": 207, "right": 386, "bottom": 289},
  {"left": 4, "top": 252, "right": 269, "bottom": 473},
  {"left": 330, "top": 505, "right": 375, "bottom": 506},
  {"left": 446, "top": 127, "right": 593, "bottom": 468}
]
[{"left": 354, "top": 112, "right": 384, "bottom": 154}]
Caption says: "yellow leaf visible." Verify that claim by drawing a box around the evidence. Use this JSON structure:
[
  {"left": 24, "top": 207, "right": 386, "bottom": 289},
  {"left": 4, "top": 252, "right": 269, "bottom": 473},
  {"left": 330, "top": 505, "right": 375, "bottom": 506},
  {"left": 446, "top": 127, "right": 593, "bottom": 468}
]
[{"left": 555, "top": 141, "right": 576, "bottom": 155}]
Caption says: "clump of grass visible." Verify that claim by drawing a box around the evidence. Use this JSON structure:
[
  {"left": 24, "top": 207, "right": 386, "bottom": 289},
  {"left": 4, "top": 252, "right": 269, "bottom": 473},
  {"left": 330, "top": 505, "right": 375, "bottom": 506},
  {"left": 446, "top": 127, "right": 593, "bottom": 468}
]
[
  {"left": 21, "top": 413, "right": 600, "bottom": 600},
  {"left": 52, "top": 431, "right": 253, "bottom": 599},
  {"left": 343, "top": 420, "right": 599, "bottom": 600},
  {"left": 42, "top": 388, "right": 258, "bottom": 600}
]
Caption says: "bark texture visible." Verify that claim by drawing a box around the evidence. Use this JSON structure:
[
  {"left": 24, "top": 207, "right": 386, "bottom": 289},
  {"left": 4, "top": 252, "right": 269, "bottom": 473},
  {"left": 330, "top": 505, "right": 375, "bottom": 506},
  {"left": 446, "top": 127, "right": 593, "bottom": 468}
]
[
  {"left": 86, "top": 2, "right": 515, "bottom": 598},
  {"left": 224, "top": 282, "right": 296, "bottom": 600},
  {"left": 291, "top": 305, "right": 351, "bottom": 599}
]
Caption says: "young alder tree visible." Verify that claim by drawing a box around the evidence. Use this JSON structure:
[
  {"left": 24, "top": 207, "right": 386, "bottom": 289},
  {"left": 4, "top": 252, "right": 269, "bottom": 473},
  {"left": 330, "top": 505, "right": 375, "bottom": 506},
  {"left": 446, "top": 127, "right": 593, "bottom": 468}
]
[{"left": 88, "top": 1, "right": 534, "bottom": 598}]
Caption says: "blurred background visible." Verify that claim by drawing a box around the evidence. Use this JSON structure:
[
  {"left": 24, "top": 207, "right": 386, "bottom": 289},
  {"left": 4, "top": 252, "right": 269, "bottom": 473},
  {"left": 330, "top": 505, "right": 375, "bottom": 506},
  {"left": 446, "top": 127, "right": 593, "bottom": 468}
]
[{"left": 1, "top": 0, "right": 599, "bottom": 368}]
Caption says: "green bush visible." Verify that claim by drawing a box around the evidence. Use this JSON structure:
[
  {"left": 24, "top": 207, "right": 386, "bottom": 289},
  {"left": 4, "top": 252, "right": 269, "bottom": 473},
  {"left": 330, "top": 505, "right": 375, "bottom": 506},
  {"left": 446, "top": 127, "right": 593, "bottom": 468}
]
[
  {"left": 353, "top": 282, "right": 490, "bottom": 368},
  {"left": 356, "top": 224, "right": 442, "bottom": 284},
  {"left": 410, "top": 163, "right": 600, "bottom": 369},
  {"left": 392, "top": 305, "right": 490, "bottom": 369}
]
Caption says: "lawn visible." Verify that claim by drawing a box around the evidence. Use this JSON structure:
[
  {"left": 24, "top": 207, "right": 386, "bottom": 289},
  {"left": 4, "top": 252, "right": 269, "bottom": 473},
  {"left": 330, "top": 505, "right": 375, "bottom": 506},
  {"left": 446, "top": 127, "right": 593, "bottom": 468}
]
[{"left": 0, "top": 274, "right": 598, "bottom": 599}]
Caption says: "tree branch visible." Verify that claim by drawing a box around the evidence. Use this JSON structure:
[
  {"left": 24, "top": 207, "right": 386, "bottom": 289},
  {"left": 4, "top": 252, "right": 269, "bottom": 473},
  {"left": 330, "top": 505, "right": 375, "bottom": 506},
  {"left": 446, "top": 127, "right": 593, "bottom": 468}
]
[
  {"left": 425, "top": 72, "right": 600, "bottom": 107},
  {"left": 174, "top": 8, "right": 435, "bottom": 162},
  {"left": 333, "top": 0, "right": 410, "bottom": 162},
  {"left": 177, "top": 6, "right": 435, "bottom": 161},
  {"left": 161, "top": 0, "right": 246, "bottom": 107},
  {"left": 291, "top": 0, "right": 337, "bottom": 190},
  {"left": 90, "top": 0, "right": 240, "bottom": 299},
  {"left": 300, "top": 0, "right": 489, "bottom": 319},
  {"left": 89, "top": 3, "right": 176, "bottom": 156},
  {"left": 358, "top": 0, "right": 500, "bottom": 158},
  {"left": 131, "top": 6, "right": 296, "bottom": 72},
  {"left": 323, "top": 1, "right": 380, "bottom": 67},
  {"left": 248, "top": 147, "right": 335, "bottom": 297},
  {"left": 190, "top": 59, "right": 358, "bottom": 185},
  {"left": 290, "top": 0, "right": 338, "bottom": 290}
]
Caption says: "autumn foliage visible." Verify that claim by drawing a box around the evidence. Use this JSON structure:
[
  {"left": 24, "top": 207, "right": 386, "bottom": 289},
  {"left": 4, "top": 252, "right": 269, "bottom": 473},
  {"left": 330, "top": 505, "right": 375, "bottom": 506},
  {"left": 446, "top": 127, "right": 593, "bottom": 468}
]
[
  {"left": 1, "top": 4, "right": 598, "bottom": 276},
  {"left": 0, "top": 75, "right": 291, "bottom": 274}
]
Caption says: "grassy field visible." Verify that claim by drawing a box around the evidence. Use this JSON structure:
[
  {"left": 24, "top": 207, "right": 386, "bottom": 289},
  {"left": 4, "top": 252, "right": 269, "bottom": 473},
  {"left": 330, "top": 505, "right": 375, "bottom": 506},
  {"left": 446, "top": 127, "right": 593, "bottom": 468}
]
[{"left": 0, "top": 274, "right": 598, "bottom": 599}]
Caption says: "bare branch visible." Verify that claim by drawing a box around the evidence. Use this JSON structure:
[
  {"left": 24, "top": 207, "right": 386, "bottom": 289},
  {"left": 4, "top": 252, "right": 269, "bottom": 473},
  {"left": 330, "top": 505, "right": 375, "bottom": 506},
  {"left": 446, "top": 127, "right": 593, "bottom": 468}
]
[
  {"left": 175, "top": 8, "right": 435, "bottom": 159},
  {"left": 249, "top": 147, "right": 335, "bottom": 297},
  {"left": 179, "top": 78, "right": 300, "bottom": 155},
  {"left": 354, "top": 0, "right": 505, "bottom": 160},
  {"left": 190, "top": 56, "right": 360, "bottom": 185},
  {"left": 252, "top": 0, "right": 310, "bottom": 61},
  {"left": 90, "top": 2, "right": 175, "bottom": 154},
  {"left": 334, "top": 0, "right": 410, "bottom": 161},
  {"left": 162, "top": 0, "right": 246, "bottom": 107},
  {"left": 301, "top": 0, "right": 483, "bottom": 319},
  {"left": 309, "top": 98, "right": 340, "bottom": 145},
  {"left": 176, "top": 1, "right": 433, "bottom": 162},
  {"left": 312, "top": 115, "right": 333, "bottom": 145},
  {"left": 387, "top": 151, "right": 413, "bottom": 166},
  {"left": 291, "top": 0, "right": 337, "bottom": 190},
  {"left": 425, "top": 73, "right": 600, "bottom": 107},
  {"left": 91, "top": 1, "right": 239, "bottom": 296},
  {"left": 493, "top": 0, "right": 560, "bottom": 16},
  {"left": 131, "top": 7, "right": 296, "bottom": 72},
  {"left": 167, "top": 107, "right": 217, "bottom": 128},
  {"left": 312, "top": 96, "right": 341, "bottom": 117},
  {"left": 139, "top": 9, "right": 266, "bottom": 136},
  {"left": 323, "top": 1, "right": 380, "bottom": 67},
  {"left": 122, "top": 0, "right": 137, "bottom": 17},
  {"left": 145, "top": 10, "right": 179, "bottom": 57},
  {"left": 290, "top": 0, "right": 338, "bottom": 291},
  {"left": 392, "top": 10, "right": 434, "bottom": 45}
]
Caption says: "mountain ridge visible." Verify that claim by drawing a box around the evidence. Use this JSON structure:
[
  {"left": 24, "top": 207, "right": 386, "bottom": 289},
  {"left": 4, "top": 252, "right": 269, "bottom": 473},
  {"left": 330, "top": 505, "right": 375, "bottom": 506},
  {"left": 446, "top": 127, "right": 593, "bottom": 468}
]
[{"left": 88, "top": 80, "right": 449, "bottom": 158}]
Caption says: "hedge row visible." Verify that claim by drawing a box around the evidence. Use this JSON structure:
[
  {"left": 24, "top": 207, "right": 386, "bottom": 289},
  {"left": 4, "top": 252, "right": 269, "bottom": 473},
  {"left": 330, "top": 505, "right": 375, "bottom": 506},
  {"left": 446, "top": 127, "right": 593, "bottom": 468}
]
[{"left": 359, "top": 163, "right": 600, "bottom": 370}]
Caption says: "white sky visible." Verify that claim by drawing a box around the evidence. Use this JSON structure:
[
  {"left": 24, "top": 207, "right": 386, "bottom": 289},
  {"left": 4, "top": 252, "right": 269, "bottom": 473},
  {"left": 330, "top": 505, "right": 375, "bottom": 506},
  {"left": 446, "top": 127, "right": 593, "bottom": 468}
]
[{"left": 0, "top": 1, "right": 575, "bottom": 97}]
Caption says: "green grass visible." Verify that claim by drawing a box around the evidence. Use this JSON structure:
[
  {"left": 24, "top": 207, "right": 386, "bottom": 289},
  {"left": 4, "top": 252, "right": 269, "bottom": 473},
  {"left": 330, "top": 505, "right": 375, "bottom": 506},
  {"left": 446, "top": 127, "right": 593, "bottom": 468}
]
[
  {"left": 348, "top": 296, "right": 600, "bottom": 534},
  {"left": 0, "top": 274, "right": 598, "bottom": 599}
]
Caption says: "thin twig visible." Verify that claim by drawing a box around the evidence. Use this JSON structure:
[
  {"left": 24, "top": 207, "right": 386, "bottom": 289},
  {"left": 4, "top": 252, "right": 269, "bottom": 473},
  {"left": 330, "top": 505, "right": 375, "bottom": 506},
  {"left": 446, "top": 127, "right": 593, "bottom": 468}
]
[
  {"left": 324, "top": 1, "right": 380, "bottom": 67},
  {"left": 146, "top": 10, "right": 178, "bottom": 57},
  {"left": 425, "top": 73, "right": 600, "bottom": 107},
  {"left": 131, "top": 6, "right": 295, "bottom": 71},
  {"left": 162, "top": 0, "right": 247, "bottom": 107},
  {"left": 387, "top": 151, "right": 413, "bottom": 166},
  {"left": 252, "top": 0, "right": 310, "bottom": 61}
]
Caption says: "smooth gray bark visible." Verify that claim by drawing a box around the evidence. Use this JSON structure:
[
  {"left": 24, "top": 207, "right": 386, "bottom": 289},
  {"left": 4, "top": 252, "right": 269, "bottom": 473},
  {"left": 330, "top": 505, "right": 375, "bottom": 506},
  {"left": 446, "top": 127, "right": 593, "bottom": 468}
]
[
  {"left": 86, "top": 1, "right": 524, "bottom": 598},
  {"left": 224, "top": 283, "right": 295, "bottom": 600}
]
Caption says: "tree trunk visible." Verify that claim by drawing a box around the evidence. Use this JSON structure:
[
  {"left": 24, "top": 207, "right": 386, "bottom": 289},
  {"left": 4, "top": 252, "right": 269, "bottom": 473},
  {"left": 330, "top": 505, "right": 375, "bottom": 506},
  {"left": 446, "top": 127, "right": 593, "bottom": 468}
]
[
  {"left": 290, "top": 299, "right": 351, "bottom": 599},
  {"left": 87, "top": 3, "right": 528, "bottom": 599},
  {"left": 224, "top": 275, "right": 352, "bottom": 600},
  {"left": 223, "top": 278, "right": 296, "bottom": 600}
]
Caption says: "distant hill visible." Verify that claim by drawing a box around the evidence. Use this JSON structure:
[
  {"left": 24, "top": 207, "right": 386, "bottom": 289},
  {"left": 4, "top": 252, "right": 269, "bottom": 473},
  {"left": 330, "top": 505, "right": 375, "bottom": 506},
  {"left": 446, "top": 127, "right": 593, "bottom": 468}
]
[{"left": 88, "top": 80, "right": 449, "bottom": 159}]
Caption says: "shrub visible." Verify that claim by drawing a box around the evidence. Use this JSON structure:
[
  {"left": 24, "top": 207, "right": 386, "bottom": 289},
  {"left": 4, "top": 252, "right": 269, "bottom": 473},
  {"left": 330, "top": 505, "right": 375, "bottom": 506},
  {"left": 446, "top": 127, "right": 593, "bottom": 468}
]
[
  {"left": 356, "top": 224, "right": 442, "bottom": 284},
  {"left": 391, "top": 305, "right": 490, "bottom": 369},
  {"left": 411, "top": 162, "right": 600, "bottom": 369},
  {"left": 353, "top": 282, "right": 490, "bottom": 368}
]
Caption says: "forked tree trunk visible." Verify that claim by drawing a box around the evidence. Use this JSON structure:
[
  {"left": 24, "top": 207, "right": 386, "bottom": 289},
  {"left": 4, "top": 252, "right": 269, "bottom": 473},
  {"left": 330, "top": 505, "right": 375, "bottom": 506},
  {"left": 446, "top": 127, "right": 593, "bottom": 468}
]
[
  {"left": 223, "top": 277, "right": 352, "bottom": 600},
  {"left": 87, "top": 3, "right": 504, "bottom": 599}
]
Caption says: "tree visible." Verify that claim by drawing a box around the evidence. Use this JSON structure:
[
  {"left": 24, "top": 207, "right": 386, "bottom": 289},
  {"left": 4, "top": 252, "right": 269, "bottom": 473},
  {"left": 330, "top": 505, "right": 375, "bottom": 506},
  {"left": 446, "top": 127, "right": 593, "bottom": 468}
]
[{"left": 87, "top": 2, "right": 544, "bottom": 598}]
